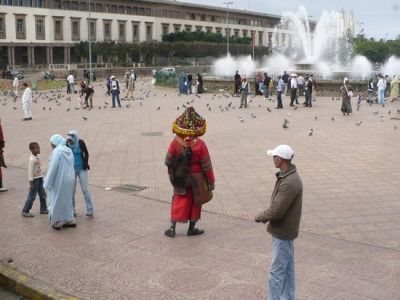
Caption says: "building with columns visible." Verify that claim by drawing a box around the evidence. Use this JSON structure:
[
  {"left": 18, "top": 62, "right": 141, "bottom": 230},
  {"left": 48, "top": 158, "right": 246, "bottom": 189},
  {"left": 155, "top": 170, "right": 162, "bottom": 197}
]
[{"left": 0, "top": 0, "right": 295, "bottom": 69}]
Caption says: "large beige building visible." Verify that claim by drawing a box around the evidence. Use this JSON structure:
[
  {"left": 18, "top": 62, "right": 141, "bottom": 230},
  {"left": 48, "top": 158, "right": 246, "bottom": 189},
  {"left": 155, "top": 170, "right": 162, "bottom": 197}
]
[{"left": 0, "top": 0, "right": 291, "bottom": 68}]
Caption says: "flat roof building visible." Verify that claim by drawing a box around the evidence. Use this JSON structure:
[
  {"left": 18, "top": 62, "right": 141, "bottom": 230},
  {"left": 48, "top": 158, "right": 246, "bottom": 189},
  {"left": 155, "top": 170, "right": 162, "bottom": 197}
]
[{"left": 0, "top": 0, "right": 299, "bottom": 69}]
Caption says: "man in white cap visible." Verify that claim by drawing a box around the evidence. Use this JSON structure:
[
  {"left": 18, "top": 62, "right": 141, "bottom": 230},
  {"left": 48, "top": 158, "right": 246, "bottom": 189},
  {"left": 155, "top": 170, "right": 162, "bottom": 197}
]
[{"left": 255, "top": 144, "right": 303, "bottom": 300}]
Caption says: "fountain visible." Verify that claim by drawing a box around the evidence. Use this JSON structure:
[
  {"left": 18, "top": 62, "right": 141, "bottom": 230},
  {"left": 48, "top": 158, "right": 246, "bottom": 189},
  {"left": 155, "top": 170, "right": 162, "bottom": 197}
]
[{"left": 211, "top": 6, "right": 398, "bottom": 90}]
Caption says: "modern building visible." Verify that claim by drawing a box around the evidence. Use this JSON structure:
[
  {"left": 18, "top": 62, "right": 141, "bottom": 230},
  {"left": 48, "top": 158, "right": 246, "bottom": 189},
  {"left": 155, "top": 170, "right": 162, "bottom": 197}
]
[{"left": 0, "top": 0, "right": 297, "bottom": 69}]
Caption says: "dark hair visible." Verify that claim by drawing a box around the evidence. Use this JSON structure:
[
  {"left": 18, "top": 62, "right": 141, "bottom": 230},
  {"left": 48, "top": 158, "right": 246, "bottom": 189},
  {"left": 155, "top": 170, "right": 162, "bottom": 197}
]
[
  {"left": 23, "top": 82, "right": 28, "bottom": 87},
  {"left": 29, "top": 142, "right": 39, "bottom": 151}
]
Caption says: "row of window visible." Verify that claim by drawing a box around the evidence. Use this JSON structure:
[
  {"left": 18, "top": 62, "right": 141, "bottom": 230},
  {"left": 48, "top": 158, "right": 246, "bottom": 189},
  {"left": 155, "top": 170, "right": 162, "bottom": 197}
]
[{"left": 0, "top": 1, "right": 280, "bottom": 28}]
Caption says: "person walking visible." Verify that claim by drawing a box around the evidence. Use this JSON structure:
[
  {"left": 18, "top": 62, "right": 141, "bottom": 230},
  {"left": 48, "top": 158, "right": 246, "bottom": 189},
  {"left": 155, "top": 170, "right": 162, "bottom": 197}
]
[
  {"left": 239, "top": 78, "right": 249, "bottom": 108},
  {"left": 187, "top": 74, "right": 193, "bottom": 94},
  {"left": 67, "top": 73, "right": 75, "bottom": 94},
  {"left": 106, "top": 75, "right": 111, "bottom": 96},
  {"left": 21, "top": 82, "right": 33, "bottom": 121},
  {"left": 289, "top": 74, "right": 298, "bottom": 107},
  {"left": 13, "top": 75, "right": 19, "bottom": 100},
  {"left": 66, "top": 130, "right": 94, "bottom": 217},
  {"left": 297, "top": 75, "right": 305, "bottom": 96},
  {"left": 164, "top": 107, "right": 215, "bottom": 238},
  {"left": 0, "top": 118, "right": 7, "bottom": 192},
  {"left": 367, "top": 78, "right": 374, "bottom": 104},
  {"left": 340, "top": 78, "right": 352, "bottom": 115},
  {"left": 44, "top": 134, "right": 76, "bottom": 230},
  {"left": 282, "top": 71, "right": 290, "bottom": 96},
  {"left": 390, "top": 75, "right": 399, "bottom": 102},
  {"left": 303, "top": 76, "right": 313, "bottom": 107},
  {"left": 263, "top": 73, "right": 271, "bottom": 100},
  {"left": 21, "top": 142, "right": 48, "bottom": 217},
  {"left": 275, "top": 75, "right": 285, "bottom": 109},
  {"left": 110, "top": 76, "right": 121, "bottom": 108},
  {"left": 234, "top": 71, "right": 242, "bottom": 96},
  {"left": 377, "top": 74, "right": 386, "bottom": 106},
  {"left": 196, "top": 74, "right": 203, "bottom": 94},
  {"left": 255, "top": 144, "right": 303, "bottom": 300}
]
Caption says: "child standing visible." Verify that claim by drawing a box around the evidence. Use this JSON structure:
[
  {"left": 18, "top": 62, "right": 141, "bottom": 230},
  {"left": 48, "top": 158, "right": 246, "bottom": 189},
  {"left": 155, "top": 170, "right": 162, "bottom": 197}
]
[{"left": 21, "top": 142, "right": 48, "bottom": 217}]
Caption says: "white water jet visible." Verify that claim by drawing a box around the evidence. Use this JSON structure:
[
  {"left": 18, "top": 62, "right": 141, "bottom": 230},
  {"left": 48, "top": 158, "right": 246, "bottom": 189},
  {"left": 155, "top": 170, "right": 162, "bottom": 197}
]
[
  {"left": 381, "top": 56, "right": 400, "bottom": 76},
  {"left": 261, "top": 54, "right": 293, "bottom": 76},
  {"left": 350, "top": 55, "right": 373, "bottom": 80},
  {"left": 212, "top": 54, "right": 256, "bottom": 77}
]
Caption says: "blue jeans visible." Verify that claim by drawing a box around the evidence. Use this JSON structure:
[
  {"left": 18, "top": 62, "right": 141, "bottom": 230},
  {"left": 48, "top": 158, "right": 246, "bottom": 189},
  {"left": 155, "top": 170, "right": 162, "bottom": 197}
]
[
  {"left": 111, "top": 91, "right": 121, "bottom": 107},
  {"left": 22, "top": 177, "right": 47, "bottom": 213},
  {"left": 268, "top": 237, "right": 295, "bottom": 300},
  {"left": 377, "top": 89, "right": 385, "bottom": 104},
  {"left": 72, "top": 169, "right": 94, "bottom": 214}
]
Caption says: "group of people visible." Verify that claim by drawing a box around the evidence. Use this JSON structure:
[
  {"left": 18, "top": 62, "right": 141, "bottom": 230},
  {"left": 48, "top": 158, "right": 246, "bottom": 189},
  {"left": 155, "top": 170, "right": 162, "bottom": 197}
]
[
  {"left": 178, "top": 73, "right": 203, "bottom": 94},
  {"left": 20, "top": 130, "right": 94, "bottom": 230},
  {"left": 165, "top": 106, "right": 303, "bottom": 299},
  {"left": 233, "top": 70, "right": 315, "bottom": 110}
]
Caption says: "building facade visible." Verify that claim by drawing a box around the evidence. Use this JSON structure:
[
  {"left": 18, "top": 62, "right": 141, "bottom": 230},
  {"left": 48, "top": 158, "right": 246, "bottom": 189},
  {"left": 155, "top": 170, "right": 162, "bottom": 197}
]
[{"left": 0, "top": 0, "right": 293, "bottom": 68}]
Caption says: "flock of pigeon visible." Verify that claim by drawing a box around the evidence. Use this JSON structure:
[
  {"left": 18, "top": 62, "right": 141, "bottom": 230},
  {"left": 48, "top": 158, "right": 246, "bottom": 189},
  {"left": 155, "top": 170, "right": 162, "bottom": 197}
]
[{"left": 1, "top": 78, "right": 399, "bottom": 133}]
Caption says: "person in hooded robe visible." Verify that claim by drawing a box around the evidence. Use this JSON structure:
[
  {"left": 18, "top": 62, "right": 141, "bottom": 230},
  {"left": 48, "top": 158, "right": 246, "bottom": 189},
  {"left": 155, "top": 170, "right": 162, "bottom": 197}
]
[
  {"left": 178, "top": 73, "right": 187, "bottom": 94},
  {"left": 390, "top": 75, "right": 399, "bottom": 102},
  {"left": 234, "top": 71, "right": 242, "bottom": 96},
  {"left": 44, "top": 134, "right": 76, "bottom": 230}
]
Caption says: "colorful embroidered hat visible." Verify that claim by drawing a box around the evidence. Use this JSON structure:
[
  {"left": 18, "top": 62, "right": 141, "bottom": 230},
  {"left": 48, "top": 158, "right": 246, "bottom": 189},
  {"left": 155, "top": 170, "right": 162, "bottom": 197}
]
[{"left": 172, "top": 106, "right": 207, "bottom": 137}]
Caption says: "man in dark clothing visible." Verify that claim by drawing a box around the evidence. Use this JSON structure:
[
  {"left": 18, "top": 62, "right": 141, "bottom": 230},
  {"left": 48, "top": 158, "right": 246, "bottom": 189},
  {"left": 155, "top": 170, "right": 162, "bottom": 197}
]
[
  {"left": 304, "top": 76, "right": 313, "bottom": 107},
  {"left": 234, "top": 71, "right": 241, "bottom": 96},
  {"left": 255, "top": 144, "right": 303, "bottom": 300},
  {"left": 263, "top": 73, "right": 271, "bottom": 100},
  {"left": 282, "top": 71, "right": 290, "bottom": 96},
  {"left": 82, "top": 86, "right": 94, "bottom": 108}
]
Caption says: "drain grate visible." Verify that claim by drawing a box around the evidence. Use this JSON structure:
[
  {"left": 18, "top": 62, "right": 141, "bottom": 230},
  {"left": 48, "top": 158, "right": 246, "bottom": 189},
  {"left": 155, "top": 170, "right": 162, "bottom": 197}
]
[
  {"left": 141, "top": 132, "right": 164, "bottom": 136},
  {"left": 113, "top": 184, "right": 148, "bottom": 193}
]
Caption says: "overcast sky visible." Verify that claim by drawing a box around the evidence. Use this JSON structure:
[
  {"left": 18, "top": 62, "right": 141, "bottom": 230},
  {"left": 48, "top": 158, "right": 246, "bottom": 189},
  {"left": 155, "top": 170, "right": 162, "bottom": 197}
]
[{"left": 179, "top": 0, "right": 400, "bottom": 40}]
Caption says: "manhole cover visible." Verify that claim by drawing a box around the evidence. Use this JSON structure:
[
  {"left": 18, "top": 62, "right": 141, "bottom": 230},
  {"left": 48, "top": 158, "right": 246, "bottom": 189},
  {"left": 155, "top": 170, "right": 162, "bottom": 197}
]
[
  {"left": 141, "top": 132, "right": 164, "bottom": 136},
  {"left": 113, "top": 184, "right": 148, "bottom": 193}
]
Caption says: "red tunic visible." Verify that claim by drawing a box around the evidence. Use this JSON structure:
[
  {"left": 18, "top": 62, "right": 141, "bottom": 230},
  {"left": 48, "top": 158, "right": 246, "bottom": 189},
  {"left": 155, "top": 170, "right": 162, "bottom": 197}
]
[{"left": 165, "top": 137, "right": 215, "bottom": 222}]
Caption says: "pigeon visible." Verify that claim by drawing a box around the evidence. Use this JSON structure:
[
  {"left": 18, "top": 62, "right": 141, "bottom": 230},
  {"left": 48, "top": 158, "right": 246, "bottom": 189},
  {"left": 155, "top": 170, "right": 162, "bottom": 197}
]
[
  {"left": 176, "top": 106, "right": 179, "bottom": 110},
  {"left": 355, "top": 121, "right": 362, "bottom": 126},
  {"left": 140, "top": 102, "right": 143, "bottom": 106},
  {"left": 314, "top": 116, "right": 318, "bottom": 120},
  {"left": 208, "top": 107, "right": 211, "bottom": 111},
  {"left": 156, "top": 106, "right": 160, "bottom": 110},
  {"left": 331, "top": 117, "right": 335, "bottom": 121},
  {"left": 258, "top": 104, "right": 261, "bottom": 108},
  {"left": 373, "top": 111, "right": 379, "bottom": 116},
  {"left": 388, "top": 110, "right": 391, "bottom": 115},
  {"left": 293, "top": 106, "right": 298, "bottom": 110},
  {"left": 43, "top": 106, "right": 46, "bottom": 110},
  {"left": 66, "top": 108, "right": 70, "bottom": 112},
  {"left": 283, "top": 118, "right": 289, "bottom": 129},
  {"left": 82, "top": 116, "right": 88, "bottom": 121},
  {"left": 267, "top": 107, "right": 272, "bottom": 112},
  {"left": 13, "top": 106, "right": 18, "bottom": 110},
  {"left": 251, "top": 113, "right": 257, "bottom": 119},
  {"left": 308, "top": 129, "right": 314, "bottom": 136},
  {"left": 104, "top": 101, "right": 109, "bottom": 105},
  {"left": 394, "top": 125, "right": 398, "bottom": 130},
  {"left": 49, "top": 107, "right": 51, "bottom": 111}
]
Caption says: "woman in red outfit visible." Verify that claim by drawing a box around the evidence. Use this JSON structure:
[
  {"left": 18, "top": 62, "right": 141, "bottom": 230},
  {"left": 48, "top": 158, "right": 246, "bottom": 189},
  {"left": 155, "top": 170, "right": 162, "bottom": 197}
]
[{"left": 164, "top": 107, "right": 215, "bottom": 237}]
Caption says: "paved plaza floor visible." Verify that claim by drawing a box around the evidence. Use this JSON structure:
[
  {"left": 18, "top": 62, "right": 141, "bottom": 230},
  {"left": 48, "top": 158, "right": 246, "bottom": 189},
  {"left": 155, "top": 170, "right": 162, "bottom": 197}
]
[{"left": 1, "top": 79, "right": 400, "bottom": 299}]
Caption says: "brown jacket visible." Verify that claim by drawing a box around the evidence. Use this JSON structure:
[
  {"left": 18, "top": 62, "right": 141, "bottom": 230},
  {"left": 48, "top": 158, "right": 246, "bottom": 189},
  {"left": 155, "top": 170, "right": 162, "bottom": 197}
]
[{"left": 256, "top": 164, "right": 303, "bottom": 240}]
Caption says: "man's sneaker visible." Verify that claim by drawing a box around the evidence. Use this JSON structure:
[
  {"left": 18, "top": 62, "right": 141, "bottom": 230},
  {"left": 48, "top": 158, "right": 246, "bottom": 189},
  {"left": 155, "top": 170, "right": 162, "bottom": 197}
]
[
  {"left": 86, "top": 212, "right": 94, "bottom": 217},
  {"left": 40, "top": 209, "right": 49, "bottom": 214},
  {"left": 21, "top": 212, "right": 34, "bottom": 217},
  {"left": 0, "top": 187, "right": 8, "bottom": 192}
]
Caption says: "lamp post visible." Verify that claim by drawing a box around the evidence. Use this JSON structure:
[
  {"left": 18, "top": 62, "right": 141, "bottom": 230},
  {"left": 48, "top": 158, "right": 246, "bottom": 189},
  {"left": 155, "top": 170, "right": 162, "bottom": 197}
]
[
  {"left": 224, "top": 1, "right": 233, "bottom": 55},
  {"left": 88, "top": 0, "right": 93, "bottom": 84}
]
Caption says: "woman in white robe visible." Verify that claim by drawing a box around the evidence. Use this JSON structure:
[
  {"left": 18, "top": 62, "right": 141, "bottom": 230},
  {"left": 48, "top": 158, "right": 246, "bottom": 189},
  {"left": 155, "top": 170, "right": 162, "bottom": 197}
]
[{"left": 44, "top": 134, "right": 76, "bottom": 230}]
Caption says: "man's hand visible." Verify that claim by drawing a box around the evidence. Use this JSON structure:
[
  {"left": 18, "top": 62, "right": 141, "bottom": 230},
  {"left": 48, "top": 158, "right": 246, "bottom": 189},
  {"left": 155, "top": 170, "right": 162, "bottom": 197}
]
[
  {"left": 29, "top": 181, "right": 34, "bottom": 191},
  {"left": 254, "top": 214, "right": 266, "bottom": 223},
  {"left": 208, "top": 182, "right": 215, "bottom": 191}
]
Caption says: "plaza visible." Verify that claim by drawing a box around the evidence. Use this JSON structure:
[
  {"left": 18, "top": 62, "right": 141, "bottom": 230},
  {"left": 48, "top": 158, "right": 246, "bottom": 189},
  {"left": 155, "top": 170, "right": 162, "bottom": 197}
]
[{"left": 0, "top": 79, "right": 400, "bottom": 299}]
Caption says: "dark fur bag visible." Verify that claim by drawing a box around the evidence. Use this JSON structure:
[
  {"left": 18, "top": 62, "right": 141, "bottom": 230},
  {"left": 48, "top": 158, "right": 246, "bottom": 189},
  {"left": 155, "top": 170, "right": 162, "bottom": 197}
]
[{"left": 170, "top": 148, "right": 192, "bottom": 188}]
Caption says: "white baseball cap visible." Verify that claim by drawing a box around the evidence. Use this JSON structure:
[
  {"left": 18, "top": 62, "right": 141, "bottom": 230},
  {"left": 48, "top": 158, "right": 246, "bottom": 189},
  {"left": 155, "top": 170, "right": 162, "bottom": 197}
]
[{"left": 266, "top": 144, "right": 294, "bottom": 160}]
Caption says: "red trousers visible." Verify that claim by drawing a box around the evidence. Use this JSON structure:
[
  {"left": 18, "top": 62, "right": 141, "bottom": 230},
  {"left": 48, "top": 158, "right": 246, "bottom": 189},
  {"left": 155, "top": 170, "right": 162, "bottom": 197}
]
[{"left": 170, "top": 187, "right": 201, "bottom": 222}]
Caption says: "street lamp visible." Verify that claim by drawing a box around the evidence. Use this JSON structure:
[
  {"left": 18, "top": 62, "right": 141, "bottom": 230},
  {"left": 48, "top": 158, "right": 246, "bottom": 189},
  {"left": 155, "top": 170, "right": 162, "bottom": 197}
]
[
  {"left": 224, "top": 1, "right": 233, "bottom": 55},
  {"left": 88, "top": 0, "right": 93, "bottom": 84}
]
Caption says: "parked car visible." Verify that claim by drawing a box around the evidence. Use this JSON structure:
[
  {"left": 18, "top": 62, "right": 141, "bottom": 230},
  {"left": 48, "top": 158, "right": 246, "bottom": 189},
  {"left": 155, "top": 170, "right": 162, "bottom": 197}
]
[{"left": 2, "top": 70, "right": 24, "bottom": 80}]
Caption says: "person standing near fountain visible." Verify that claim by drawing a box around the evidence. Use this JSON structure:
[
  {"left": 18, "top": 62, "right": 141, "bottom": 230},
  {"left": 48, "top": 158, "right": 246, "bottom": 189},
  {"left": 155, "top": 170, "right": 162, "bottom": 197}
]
[
  {"left": 390, "top": 76, "right": 399, "bottom": 102},
  {"left": 239, "top": 78, "right": 249, "bottom": 108},
  {"left": 377, "top": 74, "right": 386, "bottom": 106},
  {"left": 367, "top": 78, "right": 374, "bottom": 104},
  {"left": 233, "top": 71, "right": 241, "bottom": 96},
  {"left": 303, "top": 76, "right": 313, "bottom": 108},
  {"left": 282, "top": 71, "right": 290, "bottom": 96},
  {"left": 341, "top": 78, "right": 352, "bottom": 116},
  {"left": 276, "top": 75, "right": 285, "bottom": 109},
  {"left": 289, "top": 74, "right": 298, "bottom": 107},
  {"left": 297, "top": 75, "right": 305, "bottom": 96},
  {"left": 263, "top": 73, "right": 271, "bottom": 100}
]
